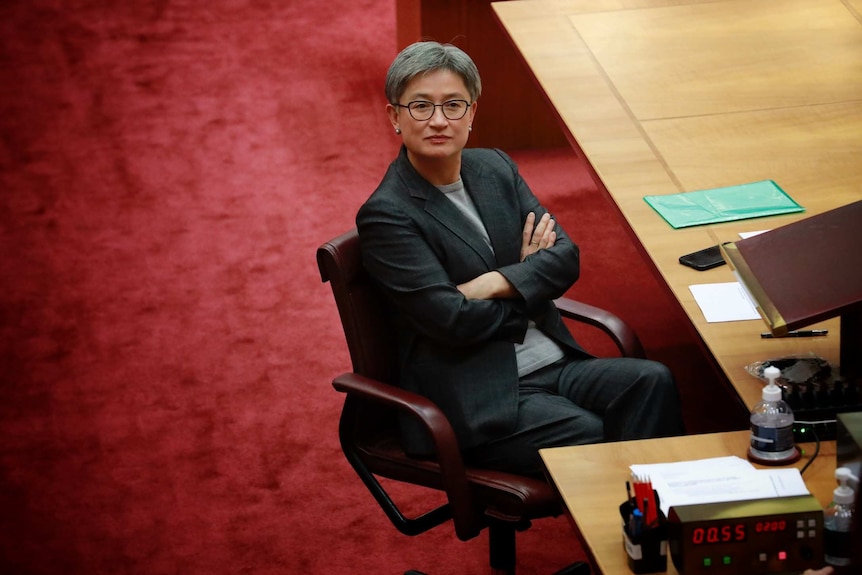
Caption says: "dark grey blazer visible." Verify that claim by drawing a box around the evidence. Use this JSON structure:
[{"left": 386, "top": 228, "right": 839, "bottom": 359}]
[{"left": 356, "top": 146, "right": 588, "bottom": 454}]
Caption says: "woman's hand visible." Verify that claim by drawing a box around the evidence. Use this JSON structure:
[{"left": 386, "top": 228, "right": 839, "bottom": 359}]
[
  {"left": 457, "top": 271, "right": 516, "bottom": 300},
  {"left": 520, "top": 211, "right": 556, "bottom": 261},
  {"left": 802, "top": 567, "right": 834, "bottom": 575},
  {"left": 458, "top": 211, "right": 558, "bottom": 300}
]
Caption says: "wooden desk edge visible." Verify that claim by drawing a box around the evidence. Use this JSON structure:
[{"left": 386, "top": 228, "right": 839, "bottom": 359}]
[{"left": 540, "top": 432, "right": 837, "bottom": 575}]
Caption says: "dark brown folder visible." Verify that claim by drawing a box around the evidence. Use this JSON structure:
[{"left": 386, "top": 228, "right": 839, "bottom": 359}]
[{"left": 721, "top": 200, "right": 862, "bottom": 378}]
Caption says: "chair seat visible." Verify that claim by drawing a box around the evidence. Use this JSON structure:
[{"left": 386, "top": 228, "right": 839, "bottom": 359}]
[{"left": 355, "top": 432, "right": 561, "bottom": 523}]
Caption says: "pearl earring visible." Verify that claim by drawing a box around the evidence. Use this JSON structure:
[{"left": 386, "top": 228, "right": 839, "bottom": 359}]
[
  {"left": 468, "top": 125, "right": 472, "bottom": 132},
  {"left": 395, "top": 127, "right": 401, "bottom": 135}
]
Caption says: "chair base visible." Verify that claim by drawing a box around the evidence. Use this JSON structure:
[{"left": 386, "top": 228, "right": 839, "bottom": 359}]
[
  {"left": 405, "top": 561, "right": 589, "bottom": 575},
  {"left": 490, "top": 560, "right": 590, "bottom": 575},
  {"left": 552, "top": 561, "right": 590, "bottom": 575}
]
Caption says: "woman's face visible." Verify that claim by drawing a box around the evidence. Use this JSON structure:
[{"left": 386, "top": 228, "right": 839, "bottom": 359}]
[{"left": 387, "top": 69, "right": 476, "bottom": 165}]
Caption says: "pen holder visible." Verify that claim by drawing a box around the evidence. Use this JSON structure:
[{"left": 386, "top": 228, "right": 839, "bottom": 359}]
[{"left": 620, "top": 497, "right": 668, "bottom": 574}]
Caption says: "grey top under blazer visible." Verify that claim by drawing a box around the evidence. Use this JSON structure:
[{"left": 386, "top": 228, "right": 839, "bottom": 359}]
[{"left": 357, "top": 146, "right": 589, "bottom": 455}]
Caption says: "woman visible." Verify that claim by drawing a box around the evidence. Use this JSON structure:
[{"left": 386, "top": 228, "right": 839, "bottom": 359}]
[{"left": 356, "top": 41, "right": 684, "bottom": 475}]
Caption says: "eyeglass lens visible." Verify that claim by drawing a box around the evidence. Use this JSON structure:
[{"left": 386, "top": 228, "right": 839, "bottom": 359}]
[{"left": 406, "top": 100, "right": 469, "bottom": 121}]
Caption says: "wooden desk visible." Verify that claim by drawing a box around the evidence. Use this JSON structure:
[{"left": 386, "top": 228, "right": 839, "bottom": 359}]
[
  {"left": 492, "top": 0, "right": 862, "bottom": 409},
  {"left": 540, "top": 432, "right": 837, "bottom": 575}
]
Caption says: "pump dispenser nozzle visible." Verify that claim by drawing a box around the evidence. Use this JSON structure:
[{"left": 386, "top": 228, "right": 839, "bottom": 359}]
[
  {"left": 833, "top": 468, "right": 855, "bottom": 505},
  {"left": 762, "top": 366, "right": 783, "bottom": 402}
]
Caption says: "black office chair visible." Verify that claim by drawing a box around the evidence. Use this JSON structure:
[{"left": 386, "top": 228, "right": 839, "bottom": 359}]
[{"left": 317, "top": 228, "right": 646, "bottom": 575}]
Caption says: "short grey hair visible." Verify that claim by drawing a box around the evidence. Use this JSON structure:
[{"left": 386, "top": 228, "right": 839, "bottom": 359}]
[{"left": 385, "top": 41, "right": 482, "bottom": 104}]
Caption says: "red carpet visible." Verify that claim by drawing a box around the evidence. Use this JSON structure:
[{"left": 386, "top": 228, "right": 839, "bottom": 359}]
[{"left": 0, "top": 1, "right": 744, "bottom": 573}]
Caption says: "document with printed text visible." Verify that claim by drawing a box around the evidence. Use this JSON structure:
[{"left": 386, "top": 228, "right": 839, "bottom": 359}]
[{"left": 630, "top": 456, "right": 810, "bottom": 516}]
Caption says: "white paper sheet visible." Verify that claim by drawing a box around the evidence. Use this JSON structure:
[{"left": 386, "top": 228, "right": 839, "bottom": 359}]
[
  {"left": 689, "top": 282, "right": 761, "bottom": 322},
  {"left": 739, "top": 230, "right": 770, "bottom": 239}
]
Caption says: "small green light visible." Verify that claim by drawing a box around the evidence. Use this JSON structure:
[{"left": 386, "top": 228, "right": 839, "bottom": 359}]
[
  {"left": 703, "top": 558, "right": 712, "bottom": 567},
  {"left": 723, "top": 556, "right": 732, "bottom": 565}
]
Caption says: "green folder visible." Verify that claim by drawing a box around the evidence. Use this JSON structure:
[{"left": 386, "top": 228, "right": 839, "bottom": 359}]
[{"left": 643, "top": 180, "right": 804, "bottom": 229}]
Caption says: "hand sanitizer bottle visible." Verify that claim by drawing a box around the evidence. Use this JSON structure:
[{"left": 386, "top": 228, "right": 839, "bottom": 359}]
[
  {"left": 748, "top": 366, "right": 799, "bottom": 464},
  {"left": 824, "top": 467, "right": 856, "bottom": 571}
]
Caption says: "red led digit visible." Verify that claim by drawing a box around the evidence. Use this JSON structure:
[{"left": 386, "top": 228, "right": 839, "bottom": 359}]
[
  {"left": 707, "top": 527, "right": 719, "bottom": 543},
  {"left": 691, "top": 523, "right": 747, "bottom": 545}
]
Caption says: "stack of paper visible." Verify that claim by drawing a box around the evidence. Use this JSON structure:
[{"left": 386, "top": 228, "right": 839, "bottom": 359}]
[{"left": 630, "top": 456, "right": 810, "bottom": 517}]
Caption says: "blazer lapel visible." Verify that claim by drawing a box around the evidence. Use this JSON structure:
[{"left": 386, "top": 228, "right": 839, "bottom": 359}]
[
  {"left": 461, "top": 155, "right": 521, "bottom": 266},
  {"left": 394, "top": 152, "right": 497, "bottom": 269}
]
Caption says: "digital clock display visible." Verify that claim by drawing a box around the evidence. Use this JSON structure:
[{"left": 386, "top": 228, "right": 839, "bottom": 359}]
[
  {"left": 690, "top": 519, "right": 788, "bottom": 545},
  {"left": 670, "top": 496, "right": 823, "bottom": 575},
  {"left": 691, "top": 524, "right": 746, "bottom": 545}
]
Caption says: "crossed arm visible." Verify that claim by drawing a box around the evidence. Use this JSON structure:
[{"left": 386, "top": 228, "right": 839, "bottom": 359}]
[
  {"left": 357, "top": 172, "right": 578, "bottom": 347},
  {"left": 456, "top": 211, "right": 556, "bottom": 300}
]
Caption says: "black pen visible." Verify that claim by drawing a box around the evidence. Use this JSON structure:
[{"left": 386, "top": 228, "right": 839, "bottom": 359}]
[{"left": 761, "top": 329, "right": 828, "bottom": 339}]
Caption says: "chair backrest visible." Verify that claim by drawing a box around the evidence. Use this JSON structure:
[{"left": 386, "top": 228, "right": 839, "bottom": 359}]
[{"left": 316, "top": 228, "right": 398, "bottom": 385}]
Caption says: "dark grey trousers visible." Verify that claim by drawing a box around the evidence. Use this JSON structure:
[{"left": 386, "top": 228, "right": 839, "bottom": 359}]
[{"left": 464, "top": 356, "right": 685, "bottom": 475}]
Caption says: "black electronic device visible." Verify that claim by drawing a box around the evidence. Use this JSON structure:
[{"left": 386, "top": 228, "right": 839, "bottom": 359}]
[
  {"left": 792, "top": 404, "right": 862, "bottom": 443},
  {"left": 679, "top": 245, "right": 726, "bottom": 271},
  {"left": 668, "top": 495, "right": 823, "bottom": 574},
  {"left": 786, "top": 379, "right": 862, "bottom": 443}
]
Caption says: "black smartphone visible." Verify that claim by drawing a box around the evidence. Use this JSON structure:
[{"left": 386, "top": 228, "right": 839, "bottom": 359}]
[{"left": 679, "top": 245, "right": 726, "bottom": 271}]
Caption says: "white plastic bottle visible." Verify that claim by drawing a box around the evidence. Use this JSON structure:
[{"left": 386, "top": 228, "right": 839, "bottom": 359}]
[
  {"left": 748, "top": 366, "right": 798, "bottom": 463},
  {"left": 823, "top": 467, "right": 856, "bottom": 570}
]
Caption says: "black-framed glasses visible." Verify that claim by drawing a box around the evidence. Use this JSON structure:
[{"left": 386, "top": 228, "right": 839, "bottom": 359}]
[{"left": 393, "top": 99, "right": 471, "bottom": 121}]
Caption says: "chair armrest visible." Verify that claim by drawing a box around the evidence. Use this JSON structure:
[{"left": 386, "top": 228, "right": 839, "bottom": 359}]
[
  {"left": 331, "top": 372, "right": 481, "bottom": 540},
  {"left": 554, "top": 296, "right": 646, "bottom": 359}
]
